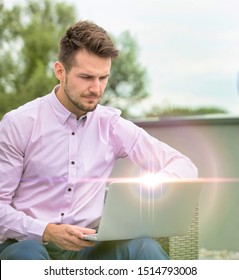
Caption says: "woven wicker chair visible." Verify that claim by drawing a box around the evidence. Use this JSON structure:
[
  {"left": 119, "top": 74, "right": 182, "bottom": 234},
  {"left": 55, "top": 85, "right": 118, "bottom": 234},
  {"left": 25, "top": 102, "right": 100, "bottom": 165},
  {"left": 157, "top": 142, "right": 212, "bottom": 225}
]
[{"left": 157, "top": 205, "right": 199, "bottom": 259}]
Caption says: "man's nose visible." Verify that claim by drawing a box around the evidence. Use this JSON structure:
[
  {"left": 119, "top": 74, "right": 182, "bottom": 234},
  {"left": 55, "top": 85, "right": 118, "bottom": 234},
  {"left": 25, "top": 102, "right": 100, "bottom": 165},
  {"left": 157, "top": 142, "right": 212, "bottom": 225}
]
[{"left": 89, "top": 79, "right": 101, "bottom": 93}]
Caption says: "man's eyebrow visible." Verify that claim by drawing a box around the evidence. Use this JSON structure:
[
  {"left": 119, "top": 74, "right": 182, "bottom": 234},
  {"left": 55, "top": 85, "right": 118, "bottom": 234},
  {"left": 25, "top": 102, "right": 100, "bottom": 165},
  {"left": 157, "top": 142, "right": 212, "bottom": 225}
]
[
  {"left": 78, "top": 73, "right": 110, "bottom": 77},
  {"left": 78, "top": 73, "right": 93, "bottom": 77}
]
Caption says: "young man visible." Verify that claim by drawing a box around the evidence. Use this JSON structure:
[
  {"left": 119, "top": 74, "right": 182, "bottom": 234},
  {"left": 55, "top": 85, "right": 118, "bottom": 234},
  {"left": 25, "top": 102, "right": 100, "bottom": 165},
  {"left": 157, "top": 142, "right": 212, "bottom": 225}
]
[{"left": 0, "top": 20, "right": 198, "bottom": 260}]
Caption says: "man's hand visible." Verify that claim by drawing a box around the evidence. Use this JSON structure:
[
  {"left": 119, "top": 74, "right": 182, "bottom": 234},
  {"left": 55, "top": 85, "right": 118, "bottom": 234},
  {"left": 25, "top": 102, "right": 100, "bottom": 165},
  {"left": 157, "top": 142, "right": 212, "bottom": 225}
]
[{"left": 42, "top": 223, "right": 96, "bottom": 251}]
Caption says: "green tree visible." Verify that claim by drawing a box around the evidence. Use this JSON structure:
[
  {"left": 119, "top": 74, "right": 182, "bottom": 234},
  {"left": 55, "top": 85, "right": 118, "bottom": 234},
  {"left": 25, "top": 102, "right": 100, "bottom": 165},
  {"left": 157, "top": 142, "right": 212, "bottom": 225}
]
[
  {"left": 102, "top": 31, "right": 149, "bottom": 116},
  {"left": 0, "top": 0, "right": 76, "bottom": 118},
  {"left": 0, "top": 1, "right": 21, "bottom": 113},
  {"left": 0, "top": 0, "right": 149, "bottom": 119},
  {"left": 144, "top": 104, "right": 227, "bottom": 118}
]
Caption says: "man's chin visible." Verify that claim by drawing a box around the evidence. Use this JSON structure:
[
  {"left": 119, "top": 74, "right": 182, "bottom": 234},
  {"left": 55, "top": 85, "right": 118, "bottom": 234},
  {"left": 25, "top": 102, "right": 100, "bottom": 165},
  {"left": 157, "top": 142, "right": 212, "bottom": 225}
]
[{"left": 83, "top": 103, "right": 98, "bottom": 113}]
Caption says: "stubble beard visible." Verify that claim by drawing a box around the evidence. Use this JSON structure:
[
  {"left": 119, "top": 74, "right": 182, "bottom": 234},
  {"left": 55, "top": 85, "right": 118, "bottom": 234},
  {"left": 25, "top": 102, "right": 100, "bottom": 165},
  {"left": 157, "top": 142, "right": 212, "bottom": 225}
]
[{"left": 63, "top": 83, "right": 99, "bottom": 114}]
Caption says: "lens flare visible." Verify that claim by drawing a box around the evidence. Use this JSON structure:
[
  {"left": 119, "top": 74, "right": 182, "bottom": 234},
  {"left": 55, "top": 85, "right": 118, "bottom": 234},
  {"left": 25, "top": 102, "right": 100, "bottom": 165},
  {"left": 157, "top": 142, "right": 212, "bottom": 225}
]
[{"left": 140, "top": 173, "right": 161, "bottom": 188}]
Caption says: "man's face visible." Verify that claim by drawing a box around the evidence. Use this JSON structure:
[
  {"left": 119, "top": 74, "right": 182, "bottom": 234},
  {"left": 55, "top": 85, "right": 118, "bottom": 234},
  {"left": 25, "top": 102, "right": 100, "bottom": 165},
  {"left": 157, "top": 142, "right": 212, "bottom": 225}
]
[{"left": 55, "top": 49, "right": 111, "bottom": 118}]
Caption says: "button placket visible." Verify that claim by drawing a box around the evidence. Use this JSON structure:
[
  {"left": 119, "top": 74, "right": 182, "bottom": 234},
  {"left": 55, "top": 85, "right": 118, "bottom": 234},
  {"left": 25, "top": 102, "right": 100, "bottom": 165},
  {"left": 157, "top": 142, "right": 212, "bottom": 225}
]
[
  {"left": 68, "top": 118, "right": 78, "bottom": 184},
  {"left": 59, "top": 118, "right": 78, "bottom": 219}
]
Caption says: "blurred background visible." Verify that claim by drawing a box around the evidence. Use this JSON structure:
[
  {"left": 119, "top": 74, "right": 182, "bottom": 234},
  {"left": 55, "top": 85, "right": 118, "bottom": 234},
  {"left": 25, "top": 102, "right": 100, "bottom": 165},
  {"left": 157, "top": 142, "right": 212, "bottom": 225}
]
[{"left": 1, "top": 0, "right": 239, "bottom": 120}]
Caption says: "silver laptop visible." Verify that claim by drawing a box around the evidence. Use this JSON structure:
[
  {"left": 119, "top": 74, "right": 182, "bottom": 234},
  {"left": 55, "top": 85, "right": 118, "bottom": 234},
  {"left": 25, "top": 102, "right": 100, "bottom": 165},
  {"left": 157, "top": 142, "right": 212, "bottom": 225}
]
[{"left": 83, "top": 180, "right": 202, "bottom": 241}]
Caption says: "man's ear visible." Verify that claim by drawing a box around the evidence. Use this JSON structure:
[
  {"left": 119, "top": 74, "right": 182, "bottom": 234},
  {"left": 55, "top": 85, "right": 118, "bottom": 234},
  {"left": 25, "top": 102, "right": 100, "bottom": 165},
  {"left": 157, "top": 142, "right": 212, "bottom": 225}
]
[{"left": 54, "top": 61, "right": 65, "bottom": 81}]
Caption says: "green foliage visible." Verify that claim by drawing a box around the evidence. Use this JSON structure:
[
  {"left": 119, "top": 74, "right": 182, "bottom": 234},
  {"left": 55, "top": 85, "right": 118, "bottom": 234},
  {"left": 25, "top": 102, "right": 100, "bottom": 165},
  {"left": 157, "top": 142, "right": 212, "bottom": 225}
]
[
  {"left": 0, "top": 0, "right": 76, "bottom": 119},
  {"left": 144, "top": 104, "right": 228, "bottom": 118},
  {"left": 102, "top": 31, "right": 149, "bottom": 115}
]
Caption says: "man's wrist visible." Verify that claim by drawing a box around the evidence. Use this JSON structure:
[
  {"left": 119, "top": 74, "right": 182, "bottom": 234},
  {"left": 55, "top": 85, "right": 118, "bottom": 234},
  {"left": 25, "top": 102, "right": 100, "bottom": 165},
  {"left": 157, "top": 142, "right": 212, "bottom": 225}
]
[{"left": 42, "top": 223, "right": 55, "bottom": 243}]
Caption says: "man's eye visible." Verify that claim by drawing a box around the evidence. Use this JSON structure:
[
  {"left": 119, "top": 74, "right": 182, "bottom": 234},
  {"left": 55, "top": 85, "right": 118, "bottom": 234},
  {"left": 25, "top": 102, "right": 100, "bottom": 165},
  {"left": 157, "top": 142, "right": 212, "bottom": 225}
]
[
  {"left": 100, "top": 76, "right": 108, "bottom": 81},
  {"left": 81, "top": 76, "right": 91, "bottom": 79}
]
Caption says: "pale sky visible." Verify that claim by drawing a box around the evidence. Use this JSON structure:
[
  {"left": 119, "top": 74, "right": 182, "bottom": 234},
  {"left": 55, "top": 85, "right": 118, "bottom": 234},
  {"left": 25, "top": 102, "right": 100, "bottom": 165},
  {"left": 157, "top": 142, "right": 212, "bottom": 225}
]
[{"left": 4, "top": 0, "right": 239, "bottom": 115}]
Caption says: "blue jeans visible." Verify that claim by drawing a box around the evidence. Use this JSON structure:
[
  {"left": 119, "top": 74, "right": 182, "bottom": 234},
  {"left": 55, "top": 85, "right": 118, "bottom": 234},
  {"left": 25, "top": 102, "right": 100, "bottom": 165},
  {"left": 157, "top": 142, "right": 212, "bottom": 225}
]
[{"left": 0, "top": 238, "right": 169, "bottom": 260}]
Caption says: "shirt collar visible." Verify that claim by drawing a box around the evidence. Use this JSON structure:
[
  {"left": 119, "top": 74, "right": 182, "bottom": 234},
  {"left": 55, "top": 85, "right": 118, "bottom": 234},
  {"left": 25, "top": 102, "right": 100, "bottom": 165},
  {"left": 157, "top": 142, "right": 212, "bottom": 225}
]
[{"left": 48, "top": 85, "right": 87, "bottom": 125}]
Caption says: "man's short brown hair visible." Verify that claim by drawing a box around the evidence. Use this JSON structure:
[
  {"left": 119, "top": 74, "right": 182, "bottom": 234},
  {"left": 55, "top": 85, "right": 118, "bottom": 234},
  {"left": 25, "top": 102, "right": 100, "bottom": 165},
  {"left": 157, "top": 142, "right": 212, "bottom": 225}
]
[{"left": 58, "top": 20, "right": 119, "bottom": 71}]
